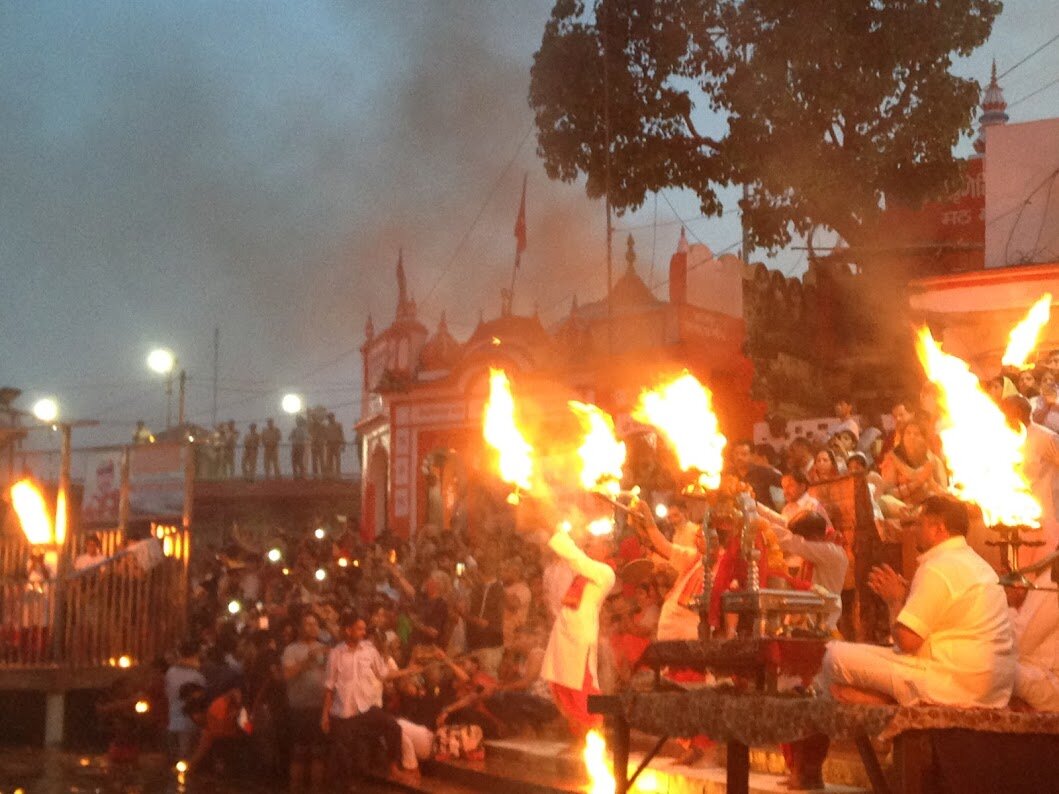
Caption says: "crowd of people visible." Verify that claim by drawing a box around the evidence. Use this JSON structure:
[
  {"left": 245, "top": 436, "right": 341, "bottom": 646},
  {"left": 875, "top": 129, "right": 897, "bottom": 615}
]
[
  {"left": 100, "top": 350, "right": 1059, "bottom": 791},
  {"left": 133, "top": 410, "right": 348, "bottom": 481}
]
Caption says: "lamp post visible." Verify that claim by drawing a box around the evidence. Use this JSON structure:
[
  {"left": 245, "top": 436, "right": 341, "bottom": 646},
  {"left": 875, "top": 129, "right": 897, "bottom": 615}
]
[
  {"left": 147, "top": 348, "right": 186, "bottom": 429},
  {"left": 281, "top": 393, "right": 303, "bottom": 416}
]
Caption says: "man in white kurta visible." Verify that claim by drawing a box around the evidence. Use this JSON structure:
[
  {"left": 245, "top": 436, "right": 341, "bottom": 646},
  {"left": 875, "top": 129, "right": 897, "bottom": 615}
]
[
  {"left": 821, "top": 494, "right": 1016, "bottom": 708},
  {"left": 540, "top": 528, "right": 615, "bottom": 734}
]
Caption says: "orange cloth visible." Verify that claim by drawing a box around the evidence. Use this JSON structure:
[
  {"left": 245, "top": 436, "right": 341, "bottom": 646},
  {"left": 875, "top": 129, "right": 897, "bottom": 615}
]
[{"left": 549, "top": 663, "right": 602, "bottom": 731}]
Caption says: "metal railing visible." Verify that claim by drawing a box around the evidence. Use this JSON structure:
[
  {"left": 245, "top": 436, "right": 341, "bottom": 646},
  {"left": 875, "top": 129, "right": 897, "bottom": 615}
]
[{"left": 0, "top": 532, "right": 188, "bottom": 670}]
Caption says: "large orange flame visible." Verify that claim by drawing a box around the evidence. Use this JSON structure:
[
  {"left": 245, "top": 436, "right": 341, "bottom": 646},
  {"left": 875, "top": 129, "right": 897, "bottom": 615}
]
[
  {"left": 915, "top": 328, "right": 1041, "bottom": 527},
  {"left": 483, "top": 368, "right": 534, "bottom": 497},
  {"left": 583, "top": 729, "right": 615, "bottom": 794},
  {"left": 1001, "top": 293, "right": 1052, "bottom": 370},
  {"left": 10, "top": 479, "right": 55, "bottom": 546},
  {"left": 569, "top": 401, "right": 626, "bottom": 496},
  {"left": 633, "top": 372, "right": 727, "bottom": 489}
]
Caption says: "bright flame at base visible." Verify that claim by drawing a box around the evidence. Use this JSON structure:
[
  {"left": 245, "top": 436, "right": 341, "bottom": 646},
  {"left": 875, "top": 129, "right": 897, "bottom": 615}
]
[
  {"left": 634, "top": 372, "right": 727, "bottom": 489},
  {"left": 916, "top": 328, "right": 1042, "bottom": 527},
  {"left": 1002, "top": 293, "right": 1052, "bottom": 369},
  {"left": 483, "top": 369, "right": 534, "bottom": 493},
  {"left": 569, "top": 401, "right": 626, "bottom": 496},
  {"left": 10, "top": 480, "right": 54, "bottom": 546},
  {"left": 583, "top": 729, "right": 615, "bottom": 794}
]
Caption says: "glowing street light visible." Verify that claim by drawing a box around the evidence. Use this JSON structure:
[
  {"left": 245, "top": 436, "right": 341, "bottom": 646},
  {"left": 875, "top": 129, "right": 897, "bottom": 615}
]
[
  {"left": 314, "top": 568, "right": 327, "bottom": 582},
  {"left": 267, "top": 548, "right": 282, "bottom": 563},
  {"left": 281, "top": 393, "right": 303, "bottom": 415},
  {"left": 227, "top": 600, "right": 242, "bottom": 615},
  {"left": 146, "top": 348, "right": 175, "bottom": 375},
  {"left": 313, "top": 527, "right": 326, "bottom": 540},
  {"left": 31, "top": 397, "right": 59, "bottom": 423},
  {"left": 147, "top": 347, "right": 186, "bottom": 428}
]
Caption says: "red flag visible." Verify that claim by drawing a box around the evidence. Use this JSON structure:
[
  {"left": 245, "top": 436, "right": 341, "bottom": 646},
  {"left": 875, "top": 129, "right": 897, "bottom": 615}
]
[{"left": 513, "top": 174, "right": 527, "bottom": 259}]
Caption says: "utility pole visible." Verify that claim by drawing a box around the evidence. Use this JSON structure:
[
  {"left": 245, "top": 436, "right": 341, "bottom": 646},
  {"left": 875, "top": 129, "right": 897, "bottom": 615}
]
[
  {"left": 211, "top": 327, "right": 219, "bottom": 427},
  {"left": 602, "top": 0, "right": 614, "bottom": 357}
]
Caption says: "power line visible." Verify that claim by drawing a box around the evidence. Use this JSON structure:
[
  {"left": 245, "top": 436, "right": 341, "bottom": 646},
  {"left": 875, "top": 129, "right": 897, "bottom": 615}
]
[
  {"left": 1009, "top": 76, "right": 1059, "bottom": 109},
  {"left": 999, "top": 32, "right": 1059, "bottom": 80},
  {"left": 420, "top": 123, "right": 535, "bottom": 309}
]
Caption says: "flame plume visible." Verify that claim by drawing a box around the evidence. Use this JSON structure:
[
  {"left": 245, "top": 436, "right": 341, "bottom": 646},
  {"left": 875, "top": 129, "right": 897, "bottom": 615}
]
[
  {"left": 569, "top": 401, "right": 626, "bottom": 496},
  {"left": 483, "top": 368, "right": 534, "bottom": 498},
  {"left": 1001, "top": 293, "right": 1052, "bottom": 370},
  {"left": 915, "top": 328, "right": 1041, "bottom": 527},
  {"left": 633, "top": 372, "right": 727, "bottom": 489},
  {"left": 10, "top": 480, "right": 54, "bottom": 546},
  {"left": 583, "top": 729, "right": 615, "bottom": 794}
]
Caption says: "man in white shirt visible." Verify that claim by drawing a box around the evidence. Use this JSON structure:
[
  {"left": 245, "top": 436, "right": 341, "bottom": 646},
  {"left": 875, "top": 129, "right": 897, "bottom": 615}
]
[
  {"left": 321, "top": 612, "right": 404, "bottom": 787},
  {"left": 73, "top": 535, "right": 105, "bottom": 572},
  {"left": 540, "top": 524, "right": 615, "bottom": 737},
  {"left": 820, "top": 494, "right": 1016, "bottom": 708}
]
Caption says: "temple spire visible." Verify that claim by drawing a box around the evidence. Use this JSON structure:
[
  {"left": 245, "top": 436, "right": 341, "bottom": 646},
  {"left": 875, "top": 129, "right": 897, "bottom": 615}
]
[
  {"left": 974, "top": 58, "right": 1009, "bottom": 157},
  {"left": 395, "top": 249, "right": 417, "bottom": 320}
]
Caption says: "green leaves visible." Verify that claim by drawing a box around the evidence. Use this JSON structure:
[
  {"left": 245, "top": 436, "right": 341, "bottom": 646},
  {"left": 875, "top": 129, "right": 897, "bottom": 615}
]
[{"left": 529, "top": 0, "right": 1000, "bottom": 251}]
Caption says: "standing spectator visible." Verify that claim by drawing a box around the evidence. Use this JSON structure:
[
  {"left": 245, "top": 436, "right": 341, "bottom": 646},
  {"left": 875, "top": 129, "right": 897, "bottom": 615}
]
[
  {"left": 833, "top": 396, "right": 860, "bottom": 438},
  {"left": 324, "top": 414, "right": 345, "bottom": 478},
  {"left": 501, "top": 559, "right": 532, "bottom": 648},
  {"left": 283, "top": 613, "right": 329, "bottom": 791},
  {"left": 309, "top": 414, "right": 326, "bottom": 479},
  {"left": 261, "top": 419, "right": 281, "bottom": 480},
  {"left": 460, "top": 558, "right": 504, "bottom": 675},
  {"left": 166, "top": 640, "right": 206, "bottom": 760},
  {"left": 223, "top": 420, "right": 239, "bottom": 479},
  {"left": 74, "top": 535, "right": 106, "bottom": 572},
  {"left": 664, "top": 499, "right": 699, "bottom": 548},
  {"left": 132, "top": 420, "right": 153, "bottom": 444},
  {"left": 726, "top": 439, "right": 783, "bottom": 511},
  {"left": 242, "top": 423, "right": 260, "bottom": 482},
  {"left": 321, "top": 613, "right": 404, "bottom": 787},
  {"left": 290, "top": 417, "right": 308, "bottom": 480}
]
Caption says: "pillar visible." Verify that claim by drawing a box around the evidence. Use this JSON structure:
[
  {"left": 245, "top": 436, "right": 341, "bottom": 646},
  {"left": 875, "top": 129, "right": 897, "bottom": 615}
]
[{"left": 44, "top": 692, "right": 64, "bottom": 747}]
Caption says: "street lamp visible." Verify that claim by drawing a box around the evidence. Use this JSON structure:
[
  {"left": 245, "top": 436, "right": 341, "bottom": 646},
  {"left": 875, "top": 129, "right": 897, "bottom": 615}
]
[
  {"left": 281, "top": 393, "right": 303, "bottom": 415},
  {"left": 147, "top": 348, "right": 186, "bottom": 428},
  {"left": 31, "top": 397, "right": 59, "bottom": 424}
]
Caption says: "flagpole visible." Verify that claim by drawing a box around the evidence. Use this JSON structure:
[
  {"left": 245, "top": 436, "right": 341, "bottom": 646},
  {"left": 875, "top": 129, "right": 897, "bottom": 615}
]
[{"left": 508, "top": 173, "right": 528, "bottom": 315}]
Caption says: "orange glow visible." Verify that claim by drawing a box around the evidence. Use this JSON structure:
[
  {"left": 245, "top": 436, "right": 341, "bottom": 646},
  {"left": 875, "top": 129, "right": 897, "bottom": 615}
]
[
  {"left": 53, "top": 488, "right": 67, "bottom": 547},
  {"left": 10, "top": 480, "right": 54, "bottom": 546},
  {"left": 583, "top": 729, "right": 615, "bottom": 794},
  {"left": 915, "top": 328, "right": 1041, "bottom": 527},
  {"left": 1001, "top": 293, "right": 1052, "bottom": 370},
  {"left": 483, "top": 368, "right": 534, "bottom": 497},
  {"left": 587, "top": 517, "right": 616, "bottom": 536},
  {"left": 569, "top": 401, "right": 626, "bottom": 496},
  {"left": 633, "top": 372, "right": 727, "bottom": 489}
]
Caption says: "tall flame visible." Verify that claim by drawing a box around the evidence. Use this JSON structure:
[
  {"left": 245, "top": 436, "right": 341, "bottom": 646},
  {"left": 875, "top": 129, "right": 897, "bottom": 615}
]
[
  {"left": 10, "top": 479, "right": 55, "bottom": 546},
  {"left": 583, "top": 729, "right": 615, "bottom": 794},
  {"left": 1001, "top": 293, "right": 1052, "bottom": 370},
  {"left": 569, "top": 401, "right": 626, "bottom": 496},
  {"left": 915, "top": 328, "right": 1041, "bottom": 527},
  {"left": 483, "top": 368, "right": 534, "bottom": 495},
  {"left": 633, "top": 372, "right": 727, "bottom": 489}
]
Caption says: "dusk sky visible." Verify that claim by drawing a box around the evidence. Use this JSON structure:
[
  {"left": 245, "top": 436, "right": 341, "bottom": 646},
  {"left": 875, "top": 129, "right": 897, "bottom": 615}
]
[{"left": 3, "top": 0, "right": 1057, "bottom": 449}]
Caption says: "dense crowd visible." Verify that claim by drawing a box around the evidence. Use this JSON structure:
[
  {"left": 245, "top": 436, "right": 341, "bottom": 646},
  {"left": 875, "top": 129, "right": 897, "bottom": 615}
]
[{"left": 99, "top": 349, "right": 1059, "bottom": 790}]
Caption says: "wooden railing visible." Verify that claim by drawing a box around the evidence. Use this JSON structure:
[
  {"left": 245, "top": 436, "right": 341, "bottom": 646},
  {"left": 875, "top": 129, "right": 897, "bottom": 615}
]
[{"left": 0, "top": 531, "right": 188, "bottom": 670}]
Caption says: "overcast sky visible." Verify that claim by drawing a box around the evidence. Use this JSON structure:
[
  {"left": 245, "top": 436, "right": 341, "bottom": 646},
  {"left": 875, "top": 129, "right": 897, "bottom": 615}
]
[{"left": 3, "top": 0, "right": 1057, "bottom": 448}]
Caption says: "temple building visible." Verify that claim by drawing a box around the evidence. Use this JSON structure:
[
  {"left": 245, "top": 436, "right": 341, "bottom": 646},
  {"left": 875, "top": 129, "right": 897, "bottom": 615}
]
[{"left": 356, "top": 236, "right": 760, "bottom": 540}]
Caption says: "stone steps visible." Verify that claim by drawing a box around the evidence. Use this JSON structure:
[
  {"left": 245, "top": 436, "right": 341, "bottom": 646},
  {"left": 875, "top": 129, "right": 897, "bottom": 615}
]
[{"left": 420, "top": 737, "right": 874, "bottom": 794}]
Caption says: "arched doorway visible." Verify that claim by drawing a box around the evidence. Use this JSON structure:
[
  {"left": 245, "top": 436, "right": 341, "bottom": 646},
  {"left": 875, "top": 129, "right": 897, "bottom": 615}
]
[
  {"left": 421, "top": 447, "right": 466, "bottom": 532},
  {"left": 364, "top": 446, "right": 389, "bottom": 541}
]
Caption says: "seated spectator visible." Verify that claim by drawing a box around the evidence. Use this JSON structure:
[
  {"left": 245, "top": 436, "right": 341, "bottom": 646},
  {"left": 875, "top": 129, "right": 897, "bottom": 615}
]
[
  {"left": 877, "top": 418, "right": 948, "bottom": 520},
  {"left": 487, "top": 628, "right": 559, "bottom": 735},
  {"left": 436, "top": 655, "right": 500, "bottom": 735}
]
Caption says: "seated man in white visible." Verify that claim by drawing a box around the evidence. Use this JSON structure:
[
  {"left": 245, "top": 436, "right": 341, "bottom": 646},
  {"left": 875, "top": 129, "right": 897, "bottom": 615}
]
[
  {"left": 1010, "top": 565, "right": 1059, "bottom": 711},
  {"left": 820, "top": 494, "right": 1016, "bottom": 707}
]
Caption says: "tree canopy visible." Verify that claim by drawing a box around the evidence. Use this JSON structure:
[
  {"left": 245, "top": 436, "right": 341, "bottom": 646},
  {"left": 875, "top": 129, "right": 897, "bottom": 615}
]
[{"left": 529, "top": 0, "right": 1000, "bottom": 252}]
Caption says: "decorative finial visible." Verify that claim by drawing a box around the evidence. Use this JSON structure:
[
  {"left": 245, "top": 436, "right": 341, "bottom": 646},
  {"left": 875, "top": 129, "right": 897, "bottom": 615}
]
[
  {"left": 625, "top": 234, "right": 637, "bottom": 273},
  {"left": 365, "top": 313, "right": 375, "bottom": 340},
  {"left": 677, "top": 226, "right": 689, "bottom": 254},
  {"left": 991, "top": 57, "right": 997, "bottom": 85}
]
